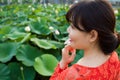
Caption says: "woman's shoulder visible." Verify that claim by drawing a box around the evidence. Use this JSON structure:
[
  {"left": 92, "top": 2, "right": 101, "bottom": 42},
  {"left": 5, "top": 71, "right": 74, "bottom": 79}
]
[
  {"left": 72, "top": 51, "right": 119, "bottom": 69},
  {"left": 108, "top": 51, "right": 119, "bottom": 66},
  {"left": 70, "top": 51, "right": 120, "bottom": 74}
]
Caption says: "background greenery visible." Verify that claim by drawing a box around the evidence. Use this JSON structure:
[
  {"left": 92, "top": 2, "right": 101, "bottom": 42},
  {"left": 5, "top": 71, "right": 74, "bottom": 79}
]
[{"left": 0, "top": 3, "right": 120, "bottom": 80}]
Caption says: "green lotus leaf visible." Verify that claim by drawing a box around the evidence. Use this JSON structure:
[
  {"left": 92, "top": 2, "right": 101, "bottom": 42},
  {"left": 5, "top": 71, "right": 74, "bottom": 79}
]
[
  {"left": 4, "top": 32, "right": 27, "bottom": 40},
  {"left": 48, "top": 40, "right": 64, "bottom": 48},
  {"left": 116, "top": 45, "right": 120, "bottom": 59},
  {"left": 30, "top": 38, "right": 57, "bottom": 49},
  {"left": 0, "top": 42, "right": 18, "bottom": 63},
  {"left": 34, "top": 54, "right": 58, "bottom": 76},
  {"left": 116, "top": 21, "right": 120, "bottom": 32},
  {"left": 0, "top": 63, "right": 10, "bottom": 80},
  {"left": 0, "top": 25, "right": 11, "bottom": 34},
  {"left": 20, "top": 33, "right": 31, "bottom": 43},
  {"left": 8, "top": 62, "right": 21, "bottom": 80},
  {"left": 30, "top": 21, "right": 51, "bottom": 35},
  {"left": 16, "top": 44, "right": 41, "bottom": 66},
  {"left": 8, "top": 62, "right": 35, "bottom": 80},
  {"left": 0, "top": 25, "right": 12, "bottom": 41}
]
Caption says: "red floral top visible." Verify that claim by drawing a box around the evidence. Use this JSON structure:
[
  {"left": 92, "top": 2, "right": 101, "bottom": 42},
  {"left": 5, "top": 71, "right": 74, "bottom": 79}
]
[{"left": 50, "top": 51, "right": 120, "bottom": 80}]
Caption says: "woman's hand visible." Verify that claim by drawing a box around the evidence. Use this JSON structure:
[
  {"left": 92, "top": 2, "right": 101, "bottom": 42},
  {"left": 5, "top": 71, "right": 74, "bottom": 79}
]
[{"left": 60, "top": 45, "right": 76, "bottom": 69}]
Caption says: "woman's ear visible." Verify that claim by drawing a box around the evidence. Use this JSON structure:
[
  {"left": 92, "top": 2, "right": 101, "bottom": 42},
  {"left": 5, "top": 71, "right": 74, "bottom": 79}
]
[{"left": 89, "top": 30, "right": 98, "bottom": 42}]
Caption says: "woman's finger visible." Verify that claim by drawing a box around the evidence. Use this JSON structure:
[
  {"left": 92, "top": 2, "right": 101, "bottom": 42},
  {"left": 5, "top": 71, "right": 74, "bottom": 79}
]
[
  {"left": 69, "top": 49, "right": 76, "bottom": 62},
  {"left": 62, "top": 48, "right": 69, "bottom": 56},
  {"left": 64, "top": 45, "right": 73, "bottom": 51}
]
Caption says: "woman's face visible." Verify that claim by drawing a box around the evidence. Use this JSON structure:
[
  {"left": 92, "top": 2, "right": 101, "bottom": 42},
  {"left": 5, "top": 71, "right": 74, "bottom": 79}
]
[{"left": 67, "top": 24, "right": 90, "bottom": 50}]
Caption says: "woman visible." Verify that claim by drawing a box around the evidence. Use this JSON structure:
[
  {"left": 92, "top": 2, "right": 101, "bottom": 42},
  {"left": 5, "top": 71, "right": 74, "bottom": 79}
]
[{"left": 50, "top": 0, "right": 120, "bottom": 80}]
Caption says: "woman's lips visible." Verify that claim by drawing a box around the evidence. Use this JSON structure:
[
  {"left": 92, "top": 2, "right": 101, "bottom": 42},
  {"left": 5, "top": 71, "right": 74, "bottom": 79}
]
[
  {"left": 69, "top": 39, "right": 72, "bottom": 42},
  {"left": 64, "top": 39, "right": 70, "bottom": 44}
]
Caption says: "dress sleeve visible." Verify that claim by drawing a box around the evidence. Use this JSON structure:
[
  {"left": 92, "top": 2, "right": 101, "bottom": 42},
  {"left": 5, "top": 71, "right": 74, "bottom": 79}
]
[
  {"left": 115, "top": 61, "right": 120, "bottom": 80},
  {"left": 117, "top": 63, "right": 120, "bottom": 80},
  {"left": 49, "top": 63, "right": 68, "bottom": 80}
]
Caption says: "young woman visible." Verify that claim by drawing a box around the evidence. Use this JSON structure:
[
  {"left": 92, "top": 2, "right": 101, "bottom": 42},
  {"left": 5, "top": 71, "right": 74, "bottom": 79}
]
[{"left": 50, "top": 0, "right": 120, "bottom": 80}]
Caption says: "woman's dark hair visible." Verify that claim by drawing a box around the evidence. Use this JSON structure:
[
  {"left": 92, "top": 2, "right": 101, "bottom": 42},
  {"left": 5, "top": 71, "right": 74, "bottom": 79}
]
[{"left": 66, "top": 0, "right": 120, "bottom": 55}]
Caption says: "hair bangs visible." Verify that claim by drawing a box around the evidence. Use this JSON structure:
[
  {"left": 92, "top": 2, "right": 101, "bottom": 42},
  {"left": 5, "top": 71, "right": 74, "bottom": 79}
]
[{"left": 66, "top": 5, "right": 85, "bottom": 31}]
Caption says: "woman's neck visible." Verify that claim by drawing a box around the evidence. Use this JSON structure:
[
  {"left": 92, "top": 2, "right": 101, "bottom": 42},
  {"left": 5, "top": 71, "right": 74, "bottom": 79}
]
[
  {"left": 84, "top": 47, "right": 105, "bottom": 60},
  {"left": 77, "top": 45, "right": 110, "bottom": 67}
]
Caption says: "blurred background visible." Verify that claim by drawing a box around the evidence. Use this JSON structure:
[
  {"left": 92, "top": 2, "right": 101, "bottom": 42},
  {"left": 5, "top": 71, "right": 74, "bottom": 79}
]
[
  {"left": 0, "top": 0, "right": 120, "bottom": 5},
  {"left": 0, "top": 0, "right": 120, "bottom": 80}
]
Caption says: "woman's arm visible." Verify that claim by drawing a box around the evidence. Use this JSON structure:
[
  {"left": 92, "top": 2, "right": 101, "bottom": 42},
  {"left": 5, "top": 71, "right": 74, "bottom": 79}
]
[
  {"left": 49, "top": 63, "right": 68, "bottom": 80},
  {"left": 115, "top": 62, "right": 120, "bottom": 80},
  {"left": 50, "top": 45, "right": 76, "bottom": 80}
]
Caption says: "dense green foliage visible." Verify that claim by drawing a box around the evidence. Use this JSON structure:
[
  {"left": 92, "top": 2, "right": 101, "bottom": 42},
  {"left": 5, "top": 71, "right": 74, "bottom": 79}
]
[{"left": 0, "top": 4, "right": 120, "bottom": 80}]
